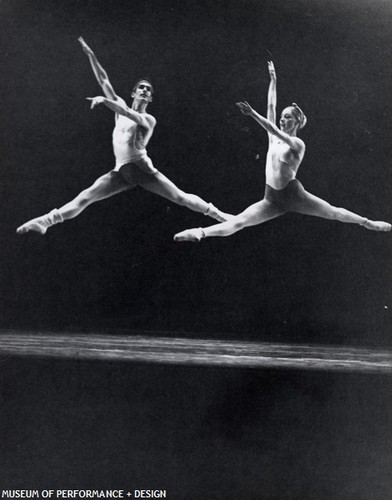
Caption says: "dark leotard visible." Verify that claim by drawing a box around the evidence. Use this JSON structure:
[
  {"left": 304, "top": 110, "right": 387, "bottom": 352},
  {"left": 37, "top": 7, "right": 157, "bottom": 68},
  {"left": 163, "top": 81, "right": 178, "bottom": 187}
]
[{"left": 264, "top": 179, "right": 314, "bottom": 212}]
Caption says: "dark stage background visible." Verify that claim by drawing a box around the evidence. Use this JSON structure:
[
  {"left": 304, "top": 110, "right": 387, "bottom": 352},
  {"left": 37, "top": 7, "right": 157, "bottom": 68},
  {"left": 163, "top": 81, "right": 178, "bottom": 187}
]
[
  {"left": 1, "top": 0, "right": 391, "bottom": 346},
  {"left": 0, "top": 0, "right": 391, "bottom": 497}
]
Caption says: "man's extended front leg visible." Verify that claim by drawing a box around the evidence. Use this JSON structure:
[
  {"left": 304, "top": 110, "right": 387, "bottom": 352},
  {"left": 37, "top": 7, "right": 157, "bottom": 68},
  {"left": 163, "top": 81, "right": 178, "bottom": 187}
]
[{"left": 17, "top": 171, "right": 130, "bottom": 235}]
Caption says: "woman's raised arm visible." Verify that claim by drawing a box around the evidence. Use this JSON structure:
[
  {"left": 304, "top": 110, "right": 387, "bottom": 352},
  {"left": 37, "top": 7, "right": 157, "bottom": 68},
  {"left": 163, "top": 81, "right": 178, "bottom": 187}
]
[{"left": 266, "top": 61, "right": 277, "bottom": 126}]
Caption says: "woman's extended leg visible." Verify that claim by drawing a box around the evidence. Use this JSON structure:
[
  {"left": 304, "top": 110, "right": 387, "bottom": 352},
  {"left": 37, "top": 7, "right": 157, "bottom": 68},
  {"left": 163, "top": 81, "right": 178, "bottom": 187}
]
[
  {"left": 174, "top": 199, "right": 284, "bottom": 241},
  {"left": 17, "top": 171, "right": 131, "bottom": 235},
  {"left": 135, "top": 170, "right": 233, "bottom": 222},
  {"left": 295, "top": 190, "right": 391, "bottom": 232}
]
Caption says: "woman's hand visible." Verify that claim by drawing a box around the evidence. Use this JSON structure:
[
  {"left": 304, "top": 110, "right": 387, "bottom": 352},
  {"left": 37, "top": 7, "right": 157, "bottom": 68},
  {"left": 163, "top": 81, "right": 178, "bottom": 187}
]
[
  {"left": 268, "top": 60, "right": 276, "bottom": 82},
  {"left": 236, "top": 101, "right": 253, "bottom": 116}
]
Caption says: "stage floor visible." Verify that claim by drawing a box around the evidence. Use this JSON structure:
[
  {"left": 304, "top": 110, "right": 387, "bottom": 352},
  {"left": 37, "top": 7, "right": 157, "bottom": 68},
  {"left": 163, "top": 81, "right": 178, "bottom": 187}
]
[
  {"left": 0, "top": 331, "right": 391, "bottom": 373},
  {"left": 0, "top": 331, "right": 391, "bottom": 498}
]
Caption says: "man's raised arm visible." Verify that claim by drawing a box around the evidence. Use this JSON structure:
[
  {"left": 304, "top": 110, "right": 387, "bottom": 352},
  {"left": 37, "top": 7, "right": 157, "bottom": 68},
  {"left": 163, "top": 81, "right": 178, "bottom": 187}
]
[{"left": 78, "top": 36, "right": 118, "bottom": 100}]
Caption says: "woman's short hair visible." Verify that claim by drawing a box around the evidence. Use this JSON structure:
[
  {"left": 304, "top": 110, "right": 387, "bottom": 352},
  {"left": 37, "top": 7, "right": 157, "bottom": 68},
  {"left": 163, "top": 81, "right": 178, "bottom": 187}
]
[{"left": 291, "top": 103, "right": 307, "bottom": 129}]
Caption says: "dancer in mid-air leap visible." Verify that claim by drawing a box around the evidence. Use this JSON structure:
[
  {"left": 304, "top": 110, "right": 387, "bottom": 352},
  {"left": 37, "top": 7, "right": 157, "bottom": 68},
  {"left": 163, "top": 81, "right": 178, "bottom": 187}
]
[
  {"left": 17, "top": 37, "right": 231, "bottom": 236},
  {"left": 174, "top": 61, "right": 390, "bottom": 242}
]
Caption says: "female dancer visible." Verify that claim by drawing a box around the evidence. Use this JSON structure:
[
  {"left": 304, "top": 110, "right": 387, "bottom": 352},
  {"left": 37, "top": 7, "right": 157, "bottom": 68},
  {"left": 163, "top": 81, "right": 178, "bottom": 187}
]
[{"left": 174, "top": 61, "right": 390, "bottom": 242}]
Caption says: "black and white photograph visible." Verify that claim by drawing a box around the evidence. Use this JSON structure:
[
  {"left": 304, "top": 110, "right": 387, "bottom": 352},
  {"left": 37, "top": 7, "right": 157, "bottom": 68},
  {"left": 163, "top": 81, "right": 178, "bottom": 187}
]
[{"left": 0, "top": 0, "right": 391, "bottom": 498}]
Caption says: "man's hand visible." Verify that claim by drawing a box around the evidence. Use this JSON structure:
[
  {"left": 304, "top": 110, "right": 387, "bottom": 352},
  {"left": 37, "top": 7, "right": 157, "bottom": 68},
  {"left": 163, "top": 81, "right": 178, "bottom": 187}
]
[
  {"left": 78, "top": 36, "right": 94, "bottom": 56},
  {"left": 268, "top": 61, "right": 276, "bottom": 82},
  {"left": 236, "top": 101, "right": 253, "bottom": 116},
  {"left": 86, "top": 96, "right": 105, "bottom": 109}
]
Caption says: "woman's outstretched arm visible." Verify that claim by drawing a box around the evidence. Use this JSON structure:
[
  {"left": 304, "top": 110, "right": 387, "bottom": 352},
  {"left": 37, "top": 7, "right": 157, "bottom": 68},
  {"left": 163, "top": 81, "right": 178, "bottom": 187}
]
[{"left": 237, "top": 101, "right": 304, "bottom": 154}]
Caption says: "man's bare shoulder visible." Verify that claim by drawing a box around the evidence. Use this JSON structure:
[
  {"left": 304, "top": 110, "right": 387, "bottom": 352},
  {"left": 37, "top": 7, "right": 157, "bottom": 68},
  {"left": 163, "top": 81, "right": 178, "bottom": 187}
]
[
  {"left": 114, "top": 95, "right": 127, "bottom": 106},
  {"left": 143, "top": 113, "right": 157, "bottom": 127}
]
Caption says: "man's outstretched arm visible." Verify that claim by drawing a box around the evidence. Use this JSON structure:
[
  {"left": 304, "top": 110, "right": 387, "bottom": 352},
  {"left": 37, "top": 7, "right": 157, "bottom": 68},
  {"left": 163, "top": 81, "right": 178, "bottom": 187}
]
[
  {"left": 87, "top": 96, "right": 155, "bottom": 129},
  {"left": 78, "top": 36, "right": 118, "bottom": 100}
]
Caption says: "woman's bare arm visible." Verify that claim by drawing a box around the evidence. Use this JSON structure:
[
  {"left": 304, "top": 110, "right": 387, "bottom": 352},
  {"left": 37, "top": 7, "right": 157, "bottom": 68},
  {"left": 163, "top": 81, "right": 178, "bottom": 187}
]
[
  {"left": 237, "top": 101, "right": 304, "bottom": 154},
  {"left": 266, "top": 61, "right": 277, "bottom": 125}
]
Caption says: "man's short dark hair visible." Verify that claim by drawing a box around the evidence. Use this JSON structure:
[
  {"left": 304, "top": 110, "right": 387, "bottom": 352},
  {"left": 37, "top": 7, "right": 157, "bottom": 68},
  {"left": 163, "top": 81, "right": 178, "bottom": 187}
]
[{"left": 132, "top": 77, "right": 154, "bottom": 94}]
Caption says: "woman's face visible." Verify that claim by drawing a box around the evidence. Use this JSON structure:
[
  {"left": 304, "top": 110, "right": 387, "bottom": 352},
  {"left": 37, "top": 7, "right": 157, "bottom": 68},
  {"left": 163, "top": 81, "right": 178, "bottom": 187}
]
[{"left": 280, "top": 107, "right": 298, "bottom": 132}]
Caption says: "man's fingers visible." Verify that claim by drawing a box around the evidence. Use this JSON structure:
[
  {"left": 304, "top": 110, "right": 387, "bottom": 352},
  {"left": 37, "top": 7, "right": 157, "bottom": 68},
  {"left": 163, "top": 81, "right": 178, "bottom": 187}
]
[
  {"left": 85, "top": 97, "right": 103, "bottom": 109},
  {"left": 85, "top": 97, "right": 95, "bottom": 108}
]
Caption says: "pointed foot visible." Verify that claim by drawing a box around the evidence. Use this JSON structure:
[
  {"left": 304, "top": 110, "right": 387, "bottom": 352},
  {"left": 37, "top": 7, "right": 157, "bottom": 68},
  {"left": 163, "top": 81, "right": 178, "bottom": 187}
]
[
  {"left": 16, "top": 218, "right": 48, "bottom": 235},
  {"left": 205, "top": 203, "right": 234, "bottom": 222},
  {"left": 214, "top": 211, "right": 235, "bottom": 223},
  {"left": 174, "top": 228, "right": 205, "bottom": 242},
  {"left": 363, "top": 220, "right": 391, "bottom": 232}
]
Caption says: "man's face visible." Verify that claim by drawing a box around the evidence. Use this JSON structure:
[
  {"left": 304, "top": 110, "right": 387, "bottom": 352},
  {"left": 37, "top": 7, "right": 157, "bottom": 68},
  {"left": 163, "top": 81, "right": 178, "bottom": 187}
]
[{"left": 132, "top": 81, "right": 153, "bottom": 103}]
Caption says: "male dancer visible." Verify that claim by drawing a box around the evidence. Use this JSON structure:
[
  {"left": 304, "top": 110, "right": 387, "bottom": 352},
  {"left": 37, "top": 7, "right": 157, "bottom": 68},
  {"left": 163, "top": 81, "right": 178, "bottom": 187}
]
[{"left": 17, "top": 37, "right": 231, "bottom": 235}]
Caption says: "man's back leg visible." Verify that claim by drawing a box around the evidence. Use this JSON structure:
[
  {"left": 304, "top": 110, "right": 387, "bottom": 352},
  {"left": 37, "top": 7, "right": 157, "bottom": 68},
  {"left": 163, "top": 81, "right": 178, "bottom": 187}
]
[{"left": 135, "top": 170, "right": 233, "bottom": 222}]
